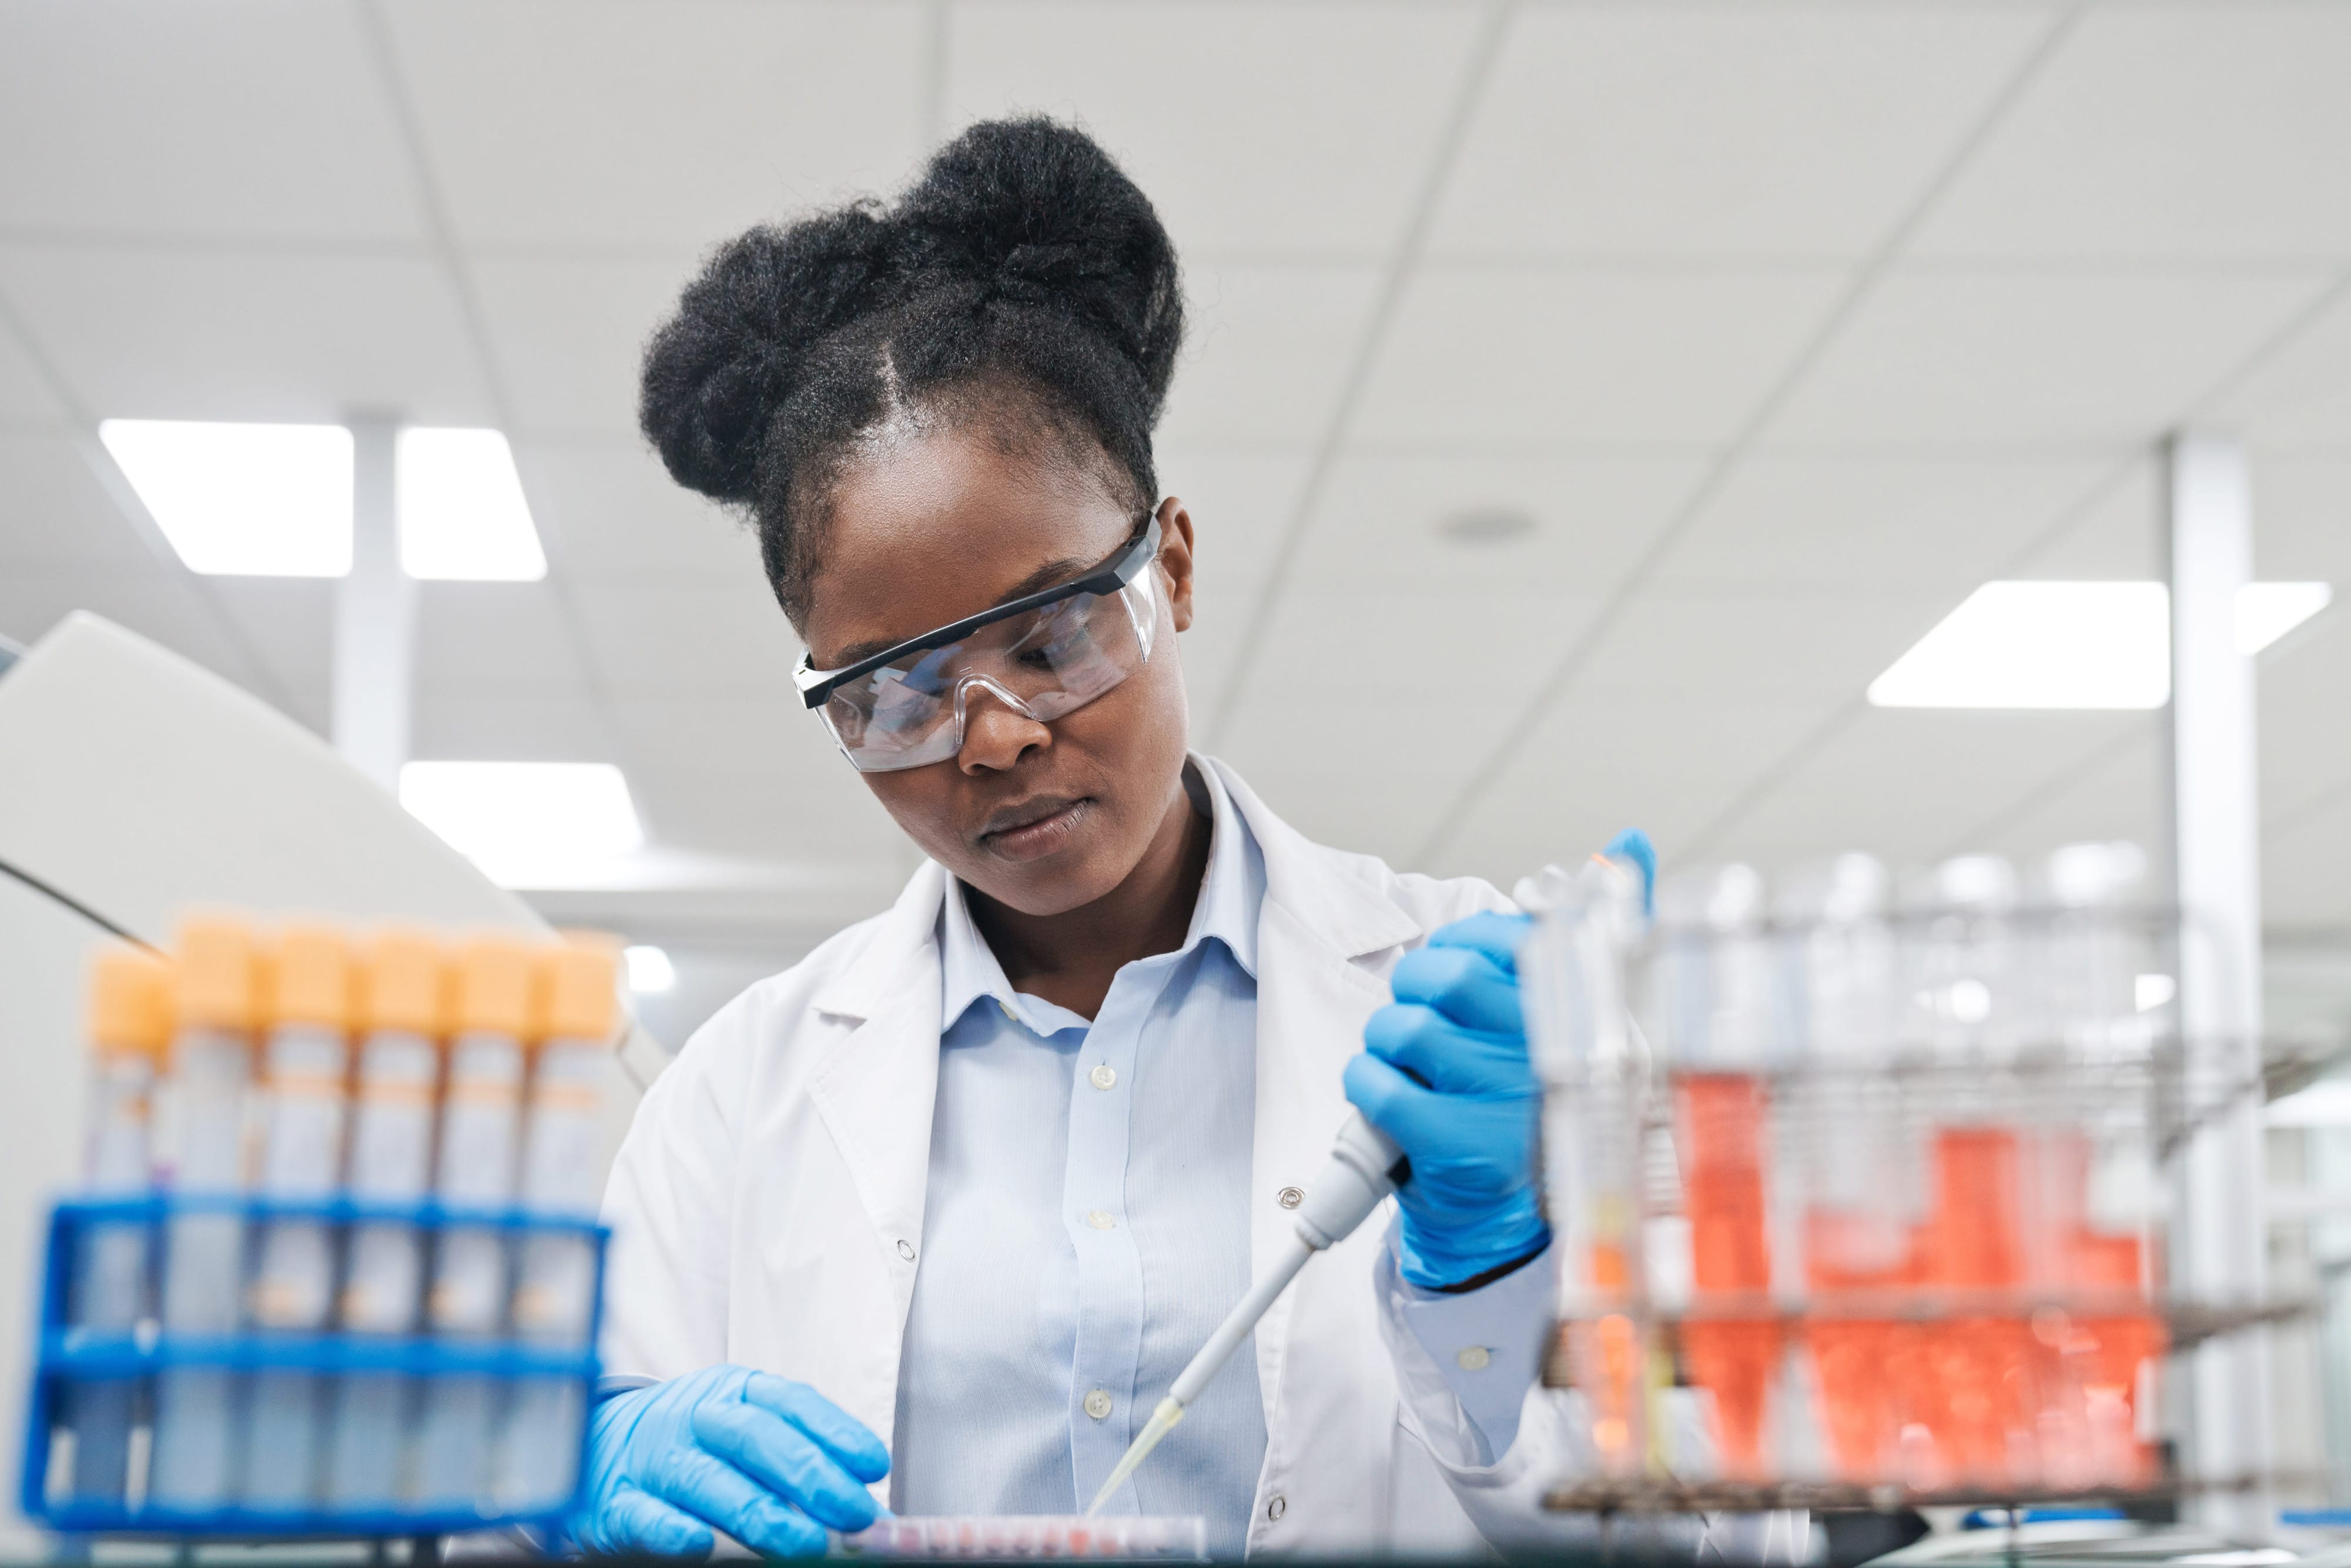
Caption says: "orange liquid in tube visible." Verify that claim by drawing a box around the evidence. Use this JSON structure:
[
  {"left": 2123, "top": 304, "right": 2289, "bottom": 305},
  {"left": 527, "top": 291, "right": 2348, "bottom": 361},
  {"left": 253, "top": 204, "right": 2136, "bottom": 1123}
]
[
  {"left": 1674, "top": 1072, "right": 1777, "bottom": 1477},
  {"left": 1913, "top": 1127, "right": 2038, "bottom": 1485},
  {"left": 2065, "top": 1228, "right": 2162, "bottom": 1486},
  {"left": 1803, "top": 1212, "right": 1912, "bottom": 1480}
]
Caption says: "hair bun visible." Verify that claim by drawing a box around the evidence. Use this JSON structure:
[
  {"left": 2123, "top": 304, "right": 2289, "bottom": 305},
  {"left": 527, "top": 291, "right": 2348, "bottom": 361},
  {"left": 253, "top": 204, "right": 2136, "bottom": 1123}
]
[
  {"left": 639, "top": 205, "right": 894, "bottom": 502},
  {"left": 897, "top": 118, "right": 1183, "bottom": 416}
]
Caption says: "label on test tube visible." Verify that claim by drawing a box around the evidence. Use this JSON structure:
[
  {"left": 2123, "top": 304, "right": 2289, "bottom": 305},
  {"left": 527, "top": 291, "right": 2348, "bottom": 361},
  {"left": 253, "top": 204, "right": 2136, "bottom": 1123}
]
[{"left": 149, "top": 918, "right": 260, "bottom": 1511}]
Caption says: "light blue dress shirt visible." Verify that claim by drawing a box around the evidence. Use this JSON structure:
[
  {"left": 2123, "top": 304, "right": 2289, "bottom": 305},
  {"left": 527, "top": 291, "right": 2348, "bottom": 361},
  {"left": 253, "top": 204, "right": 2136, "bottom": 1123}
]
[{"left": 891, "top": 765, "right": 1546, "bottom": 1554}]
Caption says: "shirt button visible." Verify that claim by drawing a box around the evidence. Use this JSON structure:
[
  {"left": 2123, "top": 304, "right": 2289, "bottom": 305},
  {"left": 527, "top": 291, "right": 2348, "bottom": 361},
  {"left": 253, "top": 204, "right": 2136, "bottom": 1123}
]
[
  {"left": 1456, "top": 1345, "right": 1492, "bottom": 1372},
  {"left": 896, "top": 1239, "right": 917, "bottom": 1262},
  {"left": 997, "top": 1000, "right": 1019, "bottom": 1024},
  {"left": 1276, "top": 1187, "right": 1304, "bottom": 1209},
  {"left": 1085, "top": 1210, "right": 1116, "bottom": 1231},
  {"left": 1089, "top": 1064, "right": 1117, "bottom": 1090},
  {"left": 1083, "top": 1389, "right": 1113, "bottom": 1420},
  {"left": 1267, "top": 1495, "right": 1286, "bottom": 1522}
]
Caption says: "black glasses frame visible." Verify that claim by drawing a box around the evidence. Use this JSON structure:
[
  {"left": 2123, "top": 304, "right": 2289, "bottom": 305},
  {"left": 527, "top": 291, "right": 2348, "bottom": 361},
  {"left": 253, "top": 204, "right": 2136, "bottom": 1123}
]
[{"left": 792, "top": 515, "right": 1162, "bottom": 711}]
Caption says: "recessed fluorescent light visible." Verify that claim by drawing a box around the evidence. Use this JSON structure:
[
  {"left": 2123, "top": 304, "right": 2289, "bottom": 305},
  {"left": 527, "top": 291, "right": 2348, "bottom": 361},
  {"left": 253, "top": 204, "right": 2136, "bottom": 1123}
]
[
  {"left": 2236, "top": 581, "right": 2331, "bottom": 654},
  {"left": 624, "top": 945, "right": 677, "bottom": 994},
  {"left": 396, "top": 427, "right": 547, "bottom": 581},
  {"left": 99, "top": 419, "right": 353, "bottom": 577},
  {"left": 398, "top": 760, "right": 642, "bottom": 887},
  {"left": 1870, "top": 579, "right": 2334, "bottom": 709},
  {"left": 1870, "top": 582, "right": 2171, "bottom": 709}
]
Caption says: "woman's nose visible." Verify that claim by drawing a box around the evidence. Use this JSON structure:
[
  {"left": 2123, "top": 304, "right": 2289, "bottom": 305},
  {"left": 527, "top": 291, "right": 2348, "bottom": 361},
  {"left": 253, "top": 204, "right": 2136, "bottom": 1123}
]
[{"left": 956, "top": 683, "right": 1051, "bottom": 772}]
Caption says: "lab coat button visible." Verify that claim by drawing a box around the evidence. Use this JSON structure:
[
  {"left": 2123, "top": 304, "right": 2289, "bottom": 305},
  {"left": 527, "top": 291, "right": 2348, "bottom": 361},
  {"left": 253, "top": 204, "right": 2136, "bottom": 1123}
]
[
  {"left": 1089, "top": 1064, "right": 1117, "bottom": 1090},
  {"left": 1083, "top": 1389, "right": 1113, "bottom": 1420},
  {"left": 1085, "top": 1209, "right": 1115, "bottom": 1231},
  {"left": 1276, "top": 1187, "right": 1303, "bottom": 1209},
  {"left": 896, "top": 1239, "right": 916, "bottom": 1262},
  {"left": 1456, "top": 1345, "right": 1491, "bottom": 1371},
  {"left": 1267, "top": 1496, "right": 1285, "bottom": 1522}
]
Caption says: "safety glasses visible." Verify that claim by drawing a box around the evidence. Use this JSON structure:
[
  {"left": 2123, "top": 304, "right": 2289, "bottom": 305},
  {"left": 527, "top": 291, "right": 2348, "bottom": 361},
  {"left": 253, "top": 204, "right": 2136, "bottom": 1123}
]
[{"left": 793, "top": 517, "right": 1163, "bottom": 773}]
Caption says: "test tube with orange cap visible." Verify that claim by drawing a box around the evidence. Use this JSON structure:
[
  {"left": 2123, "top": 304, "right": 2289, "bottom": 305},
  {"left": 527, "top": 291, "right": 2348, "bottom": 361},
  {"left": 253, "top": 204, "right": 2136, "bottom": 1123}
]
[
  {"left": 326, "top": 927, "right": 448, "bottom": 1508},
  {"left": 149, "top": 916, "right": 262, "bottom": 1509},
  {"left": 495, "top": 936, "right": 619, "bottom": 1513},
  {"left": 416, "top": 933, "right": 537, "bottom": 1513},
  {"left": 61, "top": 946, "right": 172, "bottom": 1503},
  {"left": 243, "top": 924, "right": 356, "bottom": 1510}
]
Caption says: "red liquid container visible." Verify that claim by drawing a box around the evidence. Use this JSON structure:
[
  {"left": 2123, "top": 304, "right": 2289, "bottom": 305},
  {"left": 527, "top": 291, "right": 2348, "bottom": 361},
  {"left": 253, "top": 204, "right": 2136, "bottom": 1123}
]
[{"left": 1674, "top": 1072, "right": 1778, "bottom": 1477}]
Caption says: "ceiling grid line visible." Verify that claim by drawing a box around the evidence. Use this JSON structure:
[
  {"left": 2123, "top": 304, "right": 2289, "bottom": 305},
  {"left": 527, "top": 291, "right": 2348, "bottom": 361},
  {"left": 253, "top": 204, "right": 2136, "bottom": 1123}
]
[
  {"left": 1197, "top": 0, "right": 1519, "bottom": 748},
  {"left": 1408, "top": 1, "right": 2092, "bottom": 868},
  {"left": 0, "top": 286, "right": 302, "bottom": 715},
  {"left": 350, "top": 0, "right": 628, "bottom": 761}
]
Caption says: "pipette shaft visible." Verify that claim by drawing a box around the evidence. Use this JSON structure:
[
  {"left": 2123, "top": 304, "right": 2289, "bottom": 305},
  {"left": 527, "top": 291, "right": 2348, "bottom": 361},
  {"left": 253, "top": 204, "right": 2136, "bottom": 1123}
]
[{"left": 1086, "top": 1111, "right": 1405, "bottom": 1516}]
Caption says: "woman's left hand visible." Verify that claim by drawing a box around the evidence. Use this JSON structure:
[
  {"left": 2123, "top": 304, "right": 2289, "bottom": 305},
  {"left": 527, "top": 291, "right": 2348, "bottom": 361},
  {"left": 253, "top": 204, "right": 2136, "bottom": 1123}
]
[{"left": 1343, "top": 911, "right": 1549, "bottom": 1291}]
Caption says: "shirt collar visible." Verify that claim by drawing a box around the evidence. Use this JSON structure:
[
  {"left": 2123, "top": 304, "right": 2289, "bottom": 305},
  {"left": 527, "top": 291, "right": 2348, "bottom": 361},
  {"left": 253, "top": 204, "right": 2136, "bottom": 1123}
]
[{"left": 937, "top": 759, "right": 1263, "bottom": 1033}]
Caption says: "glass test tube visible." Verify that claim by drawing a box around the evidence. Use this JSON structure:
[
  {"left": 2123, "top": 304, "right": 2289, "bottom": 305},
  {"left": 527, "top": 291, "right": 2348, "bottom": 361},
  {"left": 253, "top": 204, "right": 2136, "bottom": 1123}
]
[
  {"left": 327, "top": 929, "right": 447, "bottom": 1508},
  {"left": 148, "top": 917, "right": 259, "bottom": 1509},
  {"left": 62, "top": 947, "right": 172, "bottom": 1505},
  {"left": 242, "top": 927, "right": 354, "bottom": 1510},
  {"left": 1654, "top": 866, "right": 1780, "bottom": 1480},
  {"left": 417, "top": 936, "right": 535, "bottom": 1515},
  {"left": 495, "top": 940, "right": 618, "bottom": 1514}
]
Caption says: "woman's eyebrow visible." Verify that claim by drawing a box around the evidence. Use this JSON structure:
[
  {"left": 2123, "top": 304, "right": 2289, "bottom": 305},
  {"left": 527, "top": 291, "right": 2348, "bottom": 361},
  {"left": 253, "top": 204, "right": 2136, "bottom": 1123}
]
[{"left": 830, "top": 555, "right": 1094, "bottom": 667}]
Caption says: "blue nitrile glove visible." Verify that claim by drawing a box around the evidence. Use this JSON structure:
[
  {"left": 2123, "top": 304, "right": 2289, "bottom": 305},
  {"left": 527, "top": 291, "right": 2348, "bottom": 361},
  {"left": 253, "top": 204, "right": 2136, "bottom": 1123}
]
[
  {"left": 574, "top": 1364, "right": 889, "bottom": 1559},
  {"left": 1344, "top": 910, "right": 1548, "bottom": 1291}
]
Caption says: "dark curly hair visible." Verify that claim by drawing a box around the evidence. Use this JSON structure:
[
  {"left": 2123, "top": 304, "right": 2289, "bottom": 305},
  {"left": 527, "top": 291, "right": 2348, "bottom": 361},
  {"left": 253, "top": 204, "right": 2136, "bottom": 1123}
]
[{"left": 638, "top": 118, "right": 1185, "bottom": 625}]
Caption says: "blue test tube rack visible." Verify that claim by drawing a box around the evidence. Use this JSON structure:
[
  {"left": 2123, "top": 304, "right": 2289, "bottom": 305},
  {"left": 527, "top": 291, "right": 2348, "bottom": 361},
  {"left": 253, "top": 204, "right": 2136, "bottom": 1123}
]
[{"left": 18, "top": 1192, "right": 607, "bottom": 1540}]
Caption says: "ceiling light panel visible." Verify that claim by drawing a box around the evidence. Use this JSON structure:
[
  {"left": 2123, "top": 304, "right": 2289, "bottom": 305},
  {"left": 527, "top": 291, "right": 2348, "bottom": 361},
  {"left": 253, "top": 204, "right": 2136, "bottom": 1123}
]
[
  {"left": 396, "top": 427, "right": 546, "bottom": 581},
  {"left": 624, "top": 945, "right": 677, "bottom": 995},
  {"left": 1870, "top": 580, "right": 2333, "bottom": 710},
  {"left": 99, "top": 419, "right": 353, "bottom": 577},
  {"left": 398, "top": 760, "right": 642, "bottom": 887}
]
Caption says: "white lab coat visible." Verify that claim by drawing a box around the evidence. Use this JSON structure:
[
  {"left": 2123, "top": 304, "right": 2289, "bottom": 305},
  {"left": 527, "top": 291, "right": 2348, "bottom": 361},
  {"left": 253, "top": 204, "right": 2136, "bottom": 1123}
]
[{"left": 600, "top": 758, "right": 1669, "bottom": 1557}]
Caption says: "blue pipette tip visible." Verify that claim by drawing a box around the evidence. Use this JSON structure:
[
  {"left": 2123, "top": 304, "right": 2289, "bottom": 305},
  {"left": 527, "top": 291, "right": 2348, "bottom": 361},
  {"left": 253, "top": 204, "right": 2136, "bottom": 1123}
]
[{"left": 1600, "top": 828, "right": 1656, "bottom": 916}]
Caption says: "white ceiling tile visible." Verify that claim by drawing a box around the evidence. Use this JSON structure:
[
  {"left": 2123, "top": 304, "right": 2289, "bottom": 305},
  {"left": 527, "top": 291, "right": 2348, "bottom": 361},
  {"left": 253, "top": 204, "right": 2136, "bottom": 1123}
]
[
  {"left": 2267, "top": 796, "right": 2351, "bottom": 932},
  {"left": 474, "top": 256, "right": 698, "bottom": 435},
  {"left": 0, "top": 433, "right": 157, "bottom": 571},
  {"left": 2261, "top": 608, "right": 2351, "bottom": 823},
  {"left": 1357, "top": 267, "right": 1847, "bottom": 447},
  {"left": 1702, "top": 708, "right": 2151, "bottom": 874},
  {"left": 607, "top": 695, "right": 832, "bottom": 785},
  {"left": 625, "top": 764, "right": 900, "bottom": 863},
  {"left": 416, "top": 582, "right": 591, "bottom": 694},
  {"left": 1913, "top": 6, "right": 2351, "bottom": 261},
  {"left": 0, "top": 320, "right": 63, "bottom": 424},
  {"left": 0, "top": 246, "right": 490, "bottom": 424},
  {"left": 1156, "top": 266, "right": 1381, "bottom": 447},
  {"left": 2007, "top": 457, "right": 2161, "bottom": 579},
  {"left": 2253, "top": 454, "right": 2351, "bottom": 581},
  {"left": 2219, "top": 292, "right": 2351, "bottom": 453},
  {"left": 413, "top": 689, "right": 609, "bottom": 762},
  {"left": 572, "top": 580, "right": 802, "bottom": 699},
  {"left": 1152, "top": 448, "right": 1315, "bottom": 712},
  {"left": 1970, "top": 726, "right": 2164, "bottom": 877},
  {"left": 1651, "top": 453, "right": 2112, "bottom": 594},
  {"left": 517, "top": 438, "right": 766, "bottom": 586},
  {"left": 0, "top": 1, "right": 421, "bottom": 242},
  {"left": 1432, "top": 6, "right": 2050, "bottom": 260},
  {"left": 202, "top": 578, "right": 333, "bottom": 735},
  {"left": 1572, "top": 589, "right": 1954, "bottom": 702},
  {"left": 949, "top": 2, "right": 1483, "bottom": 256},
  {"left": 1767, "top": 267, "right": 2327, "bottom": 447},
  {"left": 381, "top": 0, "right": 926, "bottom": 249}
]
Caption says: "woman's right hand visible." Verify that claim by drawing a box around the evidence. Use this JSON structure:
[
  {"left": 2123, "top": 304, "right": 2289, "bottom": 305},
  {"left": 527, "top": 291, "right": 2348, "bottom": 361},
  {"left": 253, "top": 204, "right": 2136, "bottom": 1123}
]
[{"left": 575, "top": 1364, "right": 891, "bottom": 1559}]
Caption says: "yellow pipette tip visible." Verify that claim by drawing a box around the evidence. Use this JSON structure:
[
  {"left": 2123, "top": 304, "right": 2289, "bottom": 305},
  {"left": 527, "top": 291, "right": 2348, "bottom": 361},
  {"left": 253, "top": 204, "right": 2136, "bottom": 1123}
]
[{"left": 1085, "top": 1396, "right": 1186, "bottom": 1517}]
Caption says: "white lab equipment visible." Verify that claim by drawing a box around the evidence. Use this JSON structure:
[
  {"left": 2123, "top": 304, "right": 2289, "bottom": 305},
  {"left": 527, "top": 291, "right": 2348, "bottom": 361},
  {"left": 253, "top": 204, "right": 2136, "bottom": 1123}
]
[
  {"left": 0, "top": 613, "right": 666, "bottom": 1550},
  {"left": 495, "top": 940, "right": 618, "bottom": 1514},
  {"left": 327, "top": 929, "right": 446, "bottom": 1508},
  {"left": 1086, "top": 1110, "right": 1408, "bottom": 1515},
  {"left": 62, "top": 948, "right": 170, "bottom": 1505},
  {"left": 841, "top": 1515, "right": 1208, "bottom": 1559},
  {"left": 417, "top": 936, "right": 534, "bottom": 1514},
  {"left": 147, "top": 917, "right": 259, "bottom": 1509},
  {"left": 243, "top": 926, "right": 354, "bottom": 1509}
]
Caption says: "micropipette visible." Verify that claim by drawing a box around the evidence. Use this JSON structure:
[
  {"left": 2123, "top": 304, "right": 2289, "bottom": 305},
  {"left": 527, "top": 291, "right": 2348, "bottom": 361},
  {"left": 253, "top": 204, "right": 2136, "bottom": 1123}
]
[{"left": 1086, "top": 1110, "right": 1408, "bottom": 1516}]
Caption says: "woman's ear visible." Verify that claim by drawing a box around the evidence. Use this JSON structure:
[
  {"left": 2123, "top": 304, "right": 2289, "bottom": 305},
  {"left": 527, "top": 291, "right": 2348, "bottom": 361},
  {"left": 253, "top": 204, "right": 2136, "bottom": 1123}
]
[{"left": 1156, "top": 495, "right": 1196, "bottom": 634}]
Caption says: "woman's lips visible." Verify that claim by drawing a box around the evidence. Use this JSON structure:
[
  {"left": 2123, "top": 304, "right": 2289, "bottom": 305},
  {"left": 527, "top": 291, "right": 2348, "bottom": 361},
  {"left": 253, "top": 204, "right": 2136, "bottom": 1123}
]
[{"left": 978, "top": 796, "right": 1094, "bottom": 862}]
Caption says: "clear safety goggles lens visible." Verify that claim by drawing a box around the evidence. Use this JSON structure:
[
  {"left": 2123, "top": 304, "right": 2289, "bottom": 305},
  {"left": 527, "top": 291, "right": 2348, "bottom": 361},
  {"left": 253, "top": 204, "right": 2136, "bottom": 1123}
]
[{"left": 815, "top": 577, "right": 1159, "bottom": 773}]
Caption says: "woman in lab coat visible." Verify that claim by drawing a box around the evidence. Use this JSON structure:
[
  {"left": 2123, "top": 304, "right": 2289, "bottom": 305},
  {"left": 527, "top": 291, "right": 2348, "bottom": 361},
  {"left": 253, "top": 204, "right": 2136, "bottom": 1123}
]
[{"left": 581, "top": 118, "right": 1697, "bottom": 1561}]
